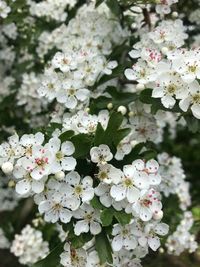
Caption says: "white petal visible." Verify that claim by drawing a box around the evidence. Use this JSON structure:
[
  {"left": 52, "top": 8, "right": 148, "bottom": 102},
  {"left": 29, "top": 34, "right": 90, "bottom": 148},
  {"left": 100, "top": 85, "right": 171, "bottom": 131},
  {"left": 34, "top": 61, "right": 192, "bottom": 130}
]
[
  {"left": 90, "top": 221, "right": 101, "bottom": 235},
  {"left": 112, "top": 235, "right": 123, "bottom": 251},
  {"left": 61, "top": 141, "right": 75, "bottom": 156},
  {"left": 110, "top": 184, "right": 126, "bottom": 201},
  {"left": 74, "top": 220, "right": 89, "bottom": 236},
  {"left": 61, "top": 157, "right": 77, "bottom": 171},
  {"left": 60, "top": 208, "right": 72, "bottom": 223},
  {"left": 127, "top": 187, "right": 140, "bottom": 203},
  {"left": 16, "top": 179, "right": 31, "bottom": 195},
  {"left": 148, "top": 236, "right": 160, "bottom": 251}
]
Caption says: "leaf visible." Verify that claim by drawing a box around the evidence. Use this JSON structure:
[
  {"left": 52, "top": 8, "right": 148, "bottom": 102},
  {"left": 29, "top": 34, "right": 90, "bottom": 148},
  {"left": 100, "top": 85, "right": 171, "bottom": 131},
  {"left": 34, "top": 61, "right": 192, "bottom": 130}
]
[
  {"left": 95, "top": 232, "right": 113, "bottom": 264},
  {"left": 94, "top": 123, "right": 106, "bottom": 146},
  {"left": 90, "top": 196, "right": 105, "bottom": 210},
  {"left": 100, "top": 209, "right": 114, "bottom": 226},
  {"left": 184, "top": 115, "right": 200, "bottom": 133},
  {"left": 140, "top": 149, "right": 157, "bottom": 161},
  {"left": 32, "top": 242, "right": 63, "bottom": 267},
  {"left": 106, "top": 0, "right": 121, "bottom": 17},
  {"left": 71, "top": 134, "right": 92, "bottom": 158},
  {"left": 106, "top": 86, "right": 138, "bottom": 107},
  {"left": 114, "top": 211, "right": 132, "bottom": 225},
  {"left": 95, "top": 0, "right": 104, "bottom": 7},
  {"left": 90, "top": 95, "right": 112, "bottom": 114},
  {"left": 139, "top": 89, "right": 182, "bottom": 114},
  {"left": 71, "top": 233, "right": 93, "bottom": 248},
  {"left": 113, "top": 128, "right": 131, "bottom": 146},
  {"left": 59, "top": 130, "right": 74, "bottom": 142}
]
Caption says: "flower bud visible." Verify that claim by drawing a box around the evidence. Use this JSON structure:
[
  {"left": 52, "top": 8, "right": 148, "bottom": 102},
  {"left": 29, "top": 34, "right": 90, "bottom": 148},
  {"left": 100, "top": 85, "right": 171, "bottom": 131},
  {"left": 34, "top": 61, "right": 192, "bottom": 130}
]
[
  {"left": 1, "top": 162, "right": 14, "bottom": 174},
  {"left": 107, "top": 102, "right": 113, "bottom": 110},
  {"left": 117, "top": 105, "right": 127, "bottom": 115},
  {"left": 55, "top": 171, "right": 65, "bottom": 180},
  {"left": 136, "top": 83, "right": 145, "bottom": 90}
]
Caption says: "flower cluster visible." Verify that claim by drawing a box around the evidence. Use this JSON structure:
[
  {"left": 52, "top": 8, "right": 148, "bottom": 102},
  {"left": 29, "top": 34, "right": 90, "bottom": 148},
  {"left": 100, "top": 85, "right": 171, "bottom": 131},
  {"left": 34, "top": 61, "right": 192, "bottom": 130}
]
[
  {"left": 37, "top": 4, "right": 127, "bottom": 110},
  {"left": 166, "top": 211, "right": 198, "bottom": 255},
  {"left": 0, "top": 0, "right": 199, "bottom": 266},
  {"left": 125, "top": 15, "right": 200, "bottom": 119},
  {"left": 158, "top": 153, "right": 191, "bottom": 210},
  {"left": 10, "top": 225, "right": 49, "bottom": 265}
]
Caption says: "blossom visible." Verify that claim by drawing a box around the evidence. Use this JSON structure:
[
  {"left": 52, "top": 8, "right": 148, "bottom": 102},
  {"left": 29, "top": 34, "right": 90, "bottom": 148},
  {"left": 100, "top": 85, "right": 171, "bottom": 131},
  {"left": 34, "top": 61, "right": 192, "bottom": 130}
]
[
  {"left": 60, "top": 242, "right": 87, "bottom": 267},
  {"left": 132, "top": 188, "right": 162, "bottom": 221},
  {"left": 64, "top": 171, "right": 94, "bottom": 210},
  {"left": 46, "top": 137, "right": 76, "bottom": 172},
  {"left": 73, "top": 204, "right": 101, "bottom": 236},
  {"left": 90, "top": 144, "right": 113, "bottom": 165},
  {"left": 112, "top": 223, "right": 138, "bottom": 252}
]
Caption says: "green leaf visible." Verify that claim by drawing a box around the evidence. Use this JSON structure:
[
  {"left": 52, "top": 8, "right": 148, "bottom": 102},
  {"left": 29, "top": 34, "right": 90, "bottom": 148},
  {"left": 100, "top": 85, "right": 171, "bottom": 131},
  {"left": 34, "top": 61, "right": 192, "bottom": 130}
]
[
  {"left": 114, "top": 211, "right": 132, "bottom": 225},
  {"left": 106, "top": 0, "right": 121, "bottom": 17},
  {"left": 90, "top": 95, "right": 111, "bottom": 114},
  {"left": 139, "top": 89, "right": 182, "bottom": 114},
  {"left": 94, "top": 123, "right": 106, "bottom": 146},
  {"left": 90, "top": 196, "right": 105, "bottom": 210},
  {"left": 140, "top": 149, "right": 157, "bottom": 160},
  {"left": 113, "top": 128, "right": 131, "bottom": 146},
  {"left": 71, "top": 233, "right": 93, "bottom": 248},
  {"left": 100, "top": 209, "right": 114, "bottom": 226},
  {"left": 184, "top": 115, "right": 200, "bottom": 133},
  {"left": 95, "top": 0, "right": 104, "bottom": 7},
  {"left": 59, "top": 130, "right": 74, "bottom": 142},
  {"left": 32, "top": 242, "right": 63, "bottom": 267},
  {"left": 95, "top": 232, "right": 113, "bottom": 264},
  {"left": 106, "top": 86, "right": 138, "bottom": 107},
  {"left": 71, "top": 134, "right": 92, "bottom": 158}
]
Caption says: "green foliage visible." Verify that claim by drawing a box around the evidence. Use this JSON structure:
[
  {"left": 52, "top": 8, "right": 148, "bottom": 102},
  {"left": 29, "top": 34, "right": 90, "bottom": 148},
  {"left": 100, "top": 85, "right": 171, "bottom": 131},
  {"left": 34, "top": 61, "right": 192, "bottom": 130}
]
[
  {"left": 95, "top": 232, "right": 113, "bottom": 264},
  {"left": 32, "top": 242, "right": 64, "bottom": 267}
]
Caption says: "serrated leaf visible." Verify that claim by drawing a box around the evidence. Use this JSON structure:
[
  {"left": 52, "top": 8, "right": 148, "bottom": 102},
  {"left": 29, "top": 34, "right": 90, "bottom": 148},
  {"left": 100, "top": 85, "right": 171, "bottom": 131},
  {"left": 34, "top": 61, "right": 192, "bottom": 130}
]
[
  {"left": 113, "top": 128, "right": 131, "bottom": 146},
  {"left": 95, "top": 232, "right": 113, "bottom": 264},
  {"left": 71, "top": 134, "right": 92, "bottom": 158}
]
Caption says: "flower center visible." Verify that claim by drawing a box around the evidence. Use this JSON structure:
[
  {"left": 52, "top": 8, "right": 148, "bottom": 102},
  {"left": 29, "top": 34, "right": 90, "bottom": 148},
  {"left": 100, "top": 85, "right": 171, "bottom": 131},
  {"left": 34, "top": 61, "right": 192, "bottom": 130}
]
[
  {"left": 123, "top": 178, "right": 133, "bottom": 188},
  {"left": 74, "top": 185, "right": 83, "bottom": 195},
  {"left": 35, "top": 157, "right": 48, "bottom": 166},
  {"left": 192, "top": 93, "right": 200, "bottom": 104},
  {"left": 56, "top": 151, "right": 63, "bottom": 160},
  {"left": 167, "top": 84, "right": 176, "bottom": 94}
]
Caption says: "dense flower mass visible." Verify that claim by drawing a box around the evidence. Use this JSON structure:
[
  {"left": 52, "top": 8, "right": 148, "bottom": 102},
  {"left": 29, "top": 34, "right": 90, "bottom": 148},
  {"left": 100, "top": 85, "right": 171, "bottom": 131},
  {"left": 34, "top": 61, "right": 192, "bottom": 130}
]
[{"left": 0, "top": 0, "right": 199, "bottom": 266}]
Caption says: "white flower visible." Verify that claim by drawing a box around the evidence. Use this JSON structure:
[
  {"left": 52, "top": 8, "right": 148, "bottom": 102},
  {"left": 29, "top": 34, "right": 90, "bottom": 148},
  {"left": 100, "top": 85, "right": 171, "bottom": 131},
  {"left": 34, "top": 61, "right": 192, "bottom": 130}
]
[
  {"left": 73, "top": 204, "right": 101, "bottom": 236},
  {"left": 52, "top": 52, "right": 77, "bottom": 73},
  {"left": 90, "top": 144, "right": 113, "bottom": 165},
  {"left": 110, "top": 165, "right": 141, "bottom": 203},
  {"left": 60, "top": 242, "right": 87, "bottom": 267},
  {"left": 132, "top": 188, "right": 162, "bottom": 221},
  {"left": 56, "top": 78, "right": 90, "bottom": 109},
  {"left": 0, "top": 1, "right": 11, "bottom": 18},
  {"left": 103, "top": 60, "right": 118, "bottom": 75},
  {"left": 179, "top": 81, "right": 200, "bottom": 119},
  {"left": 21, "top": 145, "right": 53, "bottom": 180},
  {"left": 46, "top": 137, "right": 76, "bottom": 173},
  {"left": 38, "top": 185, "right": 72, "bottom": 223},
  {"left": 0, "top": 134, "right": 24, "bottom": 165},
  {"left": 13, "top": 165, "right": 46, "bottom": 195},
  {"left": 96, "top": 164, "right": 123, "bottom": 184},
  {"left": 112, "top": 223, "right": 138, "bottom": 252},
  {"left": 137, "top": 222, "right": 169, "bottom": 251},
  {"left": 65, "top": 171, "right": 94, "bottom": 210}
]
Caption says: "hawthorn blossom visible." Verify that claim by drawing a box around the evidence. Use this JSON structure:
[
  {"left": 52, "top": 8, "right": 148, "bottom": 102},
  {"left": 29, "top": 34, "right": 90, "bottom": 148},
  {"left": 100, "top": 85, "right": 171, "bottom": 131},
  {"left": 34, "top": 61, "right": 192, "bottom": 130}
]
[
  {"left": 73, "top": 204, "right": 101, "bottom": 236},
  {"left": 90, "top": 144, "right": 113, "bottom": 165},
  {"left": 46, "top": 137, "right": 76, "bottom": 173}
]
